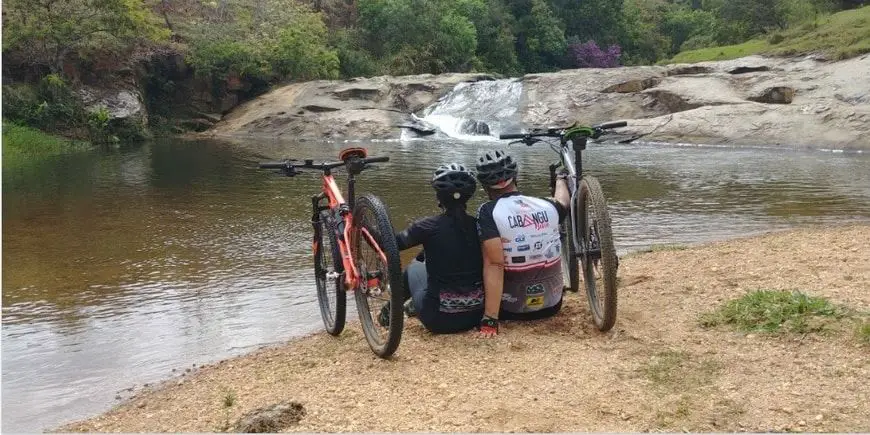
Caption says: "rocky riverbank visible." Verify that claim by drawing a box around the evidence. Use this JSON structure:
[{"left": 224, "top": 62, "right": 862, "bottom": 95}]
[
  {"left": 59, "top": 224, "right": 870, "bottom": 433},
  {"left": 207, "top": 54, "right": 870, "bottom": 149}
]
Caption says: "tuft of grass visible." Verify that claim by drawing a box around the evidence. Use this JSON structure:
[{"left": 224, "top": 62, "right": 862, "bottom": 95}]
[
  {"left": 642, "top": 349, "right": 720, "bottom": 390},
  {"left": 223, "top": 390, "right": 236, "bottom": 408},
  {"left": 2, "top": 121, "right": 90, "bottom": 168},
  {"left": 700, "top": 290, "right": 841, "bottom": 334},
  {"left": 858, "top": 321, "right": 870, "bottom": 345},
  {"left": 667, "top": 6, "right": 870, "bottom": 63},
  {"left": 645, "top": 244, "right": 688, "bottom": 253}
]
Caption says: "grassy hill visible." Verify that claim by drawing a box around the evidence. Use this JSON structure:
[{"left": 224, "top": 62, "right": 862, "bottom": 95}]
[{"left": 669, "top": 6, "right": 870, "bottom": 63}]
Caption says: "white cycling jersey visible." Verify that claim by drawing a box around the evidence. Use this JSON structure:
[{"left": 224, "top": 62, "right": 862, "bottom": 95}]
[{"left": 477, "top": 192, "right": 566, "bottom": 314}]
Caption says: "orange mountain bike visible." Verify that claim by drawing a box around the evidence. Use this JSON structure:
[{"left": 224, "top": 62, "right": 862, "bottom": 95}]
[{"left": 259, "top": 147, "right": 404, "bottom": 358}]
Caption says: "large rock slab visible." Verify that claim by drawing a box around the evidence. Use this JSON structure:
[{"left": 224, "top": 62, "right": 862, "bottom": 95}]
[
  {"left": 207, "top": 73, "right": 494, "bottom": 140},
  {"left": 208, "top": 54, "right": 870, "bottom": 149}
]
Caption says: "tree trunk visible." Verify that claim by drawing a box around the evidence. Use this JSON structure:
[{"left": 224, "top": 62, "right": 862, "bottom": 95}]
[{"left": 161, "top": 0, "right": 175, "bottom": 34}]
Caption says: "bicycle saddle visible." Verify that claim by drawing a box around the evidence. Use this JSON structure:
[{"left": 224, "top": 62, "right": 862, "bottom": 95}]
[{"left": 339, "top": 147, "right": 368, "bottom": 161}]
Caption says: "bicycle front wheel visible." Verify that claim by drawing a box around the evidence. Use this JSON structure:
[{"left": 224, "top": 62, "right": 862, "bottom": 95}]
[
  {"left": 351, "top": 194, "right": 404, "bottom": 358},
  {"left": 578, "top": 176, "right": 618, "bottom": 331},
  {"left": 314, "top": 210, "right": 346, "bottom": 335}
]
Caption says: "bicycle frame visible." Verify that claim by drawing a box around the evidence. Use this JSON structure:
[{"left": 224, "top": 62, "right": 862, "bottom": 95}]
[
  {"left": 549, "top": 137, "right": 590, "bottom": 254},
  {"left": 311, "top": 169, "right": 388, "bottom": 291}
]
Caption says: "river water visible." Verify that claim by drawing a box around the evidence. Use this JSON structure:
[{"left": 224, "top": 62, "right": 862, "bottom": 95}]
[{"left": 3, "top": 137, "right": 870, "bottom": 432}]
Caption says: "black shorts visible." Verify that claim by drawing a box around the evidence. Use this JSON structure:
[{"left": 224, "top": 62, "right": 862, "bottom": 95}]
[{"left": 499, "top": 296, "right": 563, "bottom": 321}]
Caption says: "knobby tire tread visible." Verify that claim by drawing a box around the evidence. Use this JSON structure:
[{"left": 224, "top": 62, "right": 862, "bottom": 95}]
[
  {"left": 580, "top": 176, "right": 618, "bottom": 332},
  {"left": 352, "top": 194, "right": 404, "bottom": 358},
  {"left": 315, "top": 210, "right": 346, "bottom": 335}
]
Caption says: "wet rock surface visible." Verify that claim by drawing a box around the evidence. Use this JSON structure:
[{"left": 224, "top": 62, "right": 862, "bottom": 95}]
[
  {"left": 207, "top": 73, "right": 494, "bottom": 140},
  {"left": 208, "top": 54, "right": 870, "bottom": 149}
]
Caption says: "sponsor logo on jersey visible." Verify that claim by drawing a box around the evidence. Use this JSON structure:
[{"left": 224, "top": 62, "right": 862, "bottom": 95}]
[
  {"left": 502, "top": 294, "right": 519, "bottom": 303},
  {"left": 515, "top": 234, "right": 526, "bottom": 243},
  {"left": 534, "top": 241, "right": 543, "bottom": 250},
  {"left": 544, "top": 245, "right": 558, "bottom": 259},
  {"left": 507, "top": 211, "right": 550, "bottom": 230},
  {"left": 530, "top": 254, "right": 543, "bottom": 260},
  {"left": 513, "top": 199, "right": 532, "bottom": 210},
  {"left": 526, "top": 283, "right": 545, "bottom": 295},
  {"left": 526, "top": 295, "right": 545, "bottom": 308},
  {"left": 517, "top": 244, "right": 531, "bottom": 252},
  {"left": 503, "top": 247, "right": 512, "bottom": 252},
  {"left": 511, "top": 256, "right": 526, "bottom": 264}
]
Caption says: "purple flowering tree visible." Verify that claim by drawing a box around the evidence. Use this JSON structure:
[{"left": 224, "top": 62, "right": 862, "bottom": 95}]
[{"left": 567, "top": 39, "right": 622, "bottom": 68}]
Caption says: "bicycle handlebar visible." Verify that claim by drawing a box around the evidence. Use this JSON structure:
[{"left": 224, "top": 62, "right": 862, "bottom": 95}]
[
  {"left": 596, "top": 121, "right": 627, "bottom": 130},
  {"left": 258, "top": 156, "right": 390, "bottom": 174},
  {"left": 498, "top": 120, "right": 628, "bottom": 140}
]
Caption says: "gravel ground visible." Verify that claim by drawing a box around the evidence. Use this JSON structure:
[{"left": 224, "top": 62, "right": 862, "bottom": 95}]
[{"left": 59, "top": 224, "right": 870, "bottom": 433}]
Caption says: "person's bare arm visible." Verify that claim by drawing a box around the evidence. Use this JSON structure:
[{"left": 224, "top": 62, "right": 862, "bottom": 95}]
[{"left": 480, "top": 237, "right": 504, "bottom": 337}]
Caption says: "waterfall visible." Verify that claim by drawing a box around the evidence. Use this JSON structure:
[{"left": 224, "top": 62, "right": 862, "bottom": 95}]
[{"left": 405, "top": 78, "right": 523, "bottom": 141}]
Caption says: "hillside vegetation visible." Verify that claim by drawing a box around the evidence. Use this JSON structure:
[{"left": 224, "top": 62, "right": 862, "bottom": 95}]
[
  {"left": 669, "top": 6, "right": 870, "bottom": 63},
  {"left": 2, "top": 0, "right": 868, "bottom": 146}
]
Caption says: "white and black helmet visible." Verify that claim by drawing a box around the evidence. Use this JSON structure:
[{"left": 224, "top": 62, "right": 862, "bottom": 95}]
[
  {"left": 475, "top": 150, "right": 518, "bottom": 188},
  {"left": 431, "top": 163, "right": 477, "bottom": 203}
]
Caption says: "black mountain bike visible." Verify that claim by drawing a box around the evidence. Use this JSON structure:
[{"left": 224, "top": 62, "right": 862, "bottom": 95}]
[{"left": 500, "top": 121, "right": 626, "bottom": 331}]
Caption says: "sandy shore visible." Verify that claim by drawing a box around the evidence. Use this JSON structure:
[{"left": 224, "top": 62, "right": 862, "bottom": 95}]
[{"left": 59, "top": 224, "right": 870, "bottom": 432}]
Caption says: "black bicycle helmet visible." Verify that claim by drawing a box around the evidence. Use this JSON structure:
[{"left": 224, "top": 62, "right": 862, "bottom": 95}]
[
  {"left": 475, "top": 150, "right": 518, "bottom": 188},
  {"left": 431, "top": 163, "right": 477, "bottom": 204}
]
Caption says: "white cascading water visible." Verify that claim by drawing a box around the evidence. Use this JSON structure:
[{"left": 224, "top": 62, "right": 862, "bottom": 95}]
[{"left": 406, "top": 78, "right": 523, "bottom": 141}]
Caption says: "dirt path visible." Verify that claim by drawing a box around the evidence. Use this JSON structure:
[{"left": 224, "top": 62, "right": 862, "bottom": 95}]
[{"left": 60, "top": 224, "right": 870, "bottom": 432}]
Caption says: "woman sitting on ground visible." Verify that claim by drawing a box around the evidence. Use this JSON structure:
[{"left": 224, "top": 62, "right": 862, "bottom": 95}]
[{"left": 379, "top": 163, "right": 484, "bottom": 334}]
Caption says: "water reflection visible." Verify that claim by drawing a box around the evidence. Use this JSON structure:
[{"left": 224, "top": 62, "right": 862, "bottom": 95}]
[{"left": 3, "top": 137, "right": 870, "bottom": 432}]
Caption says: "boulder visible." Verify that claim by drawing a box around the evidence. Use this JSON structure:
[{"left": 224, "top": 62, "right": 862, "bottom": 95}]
[{"left": 78, "top": 86, "right": 150, "bottom": 140}]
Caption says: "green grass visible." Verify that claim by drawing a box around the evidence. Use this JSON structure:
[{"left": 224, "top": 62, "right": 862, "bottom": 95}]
[
  {"left": 700, "top": 290, "right": 842, "bottom": 334},
  {"left": 668, "top": 6, "right": 870, "bottom": 63},
  {"left": 2, "top": 121, "right": 90, "bottom": 167},
  {"left": 223, "top": 390, "right": 236, "bottom": 408},
  {"left": 642, "top": 350, "right": 720, "bottom": 389},
  {"left": 858, "top": 321, "right": 870, "bottom": 345}
]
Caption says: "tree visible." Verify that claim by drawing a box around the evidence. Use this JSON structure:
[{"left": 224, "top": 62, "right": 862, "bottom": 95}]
[
  {"left": 270, "top": 12, "right": 340, "bottom": 80},
  {"left": 550, "top": 0, "right": 626, "bottom": 45},
  {"left": 660, "top": 6, "right": 718, "bottom": 54},
  {"left": 2, "top": 0, "right": 168, "bottom": 74},
  {"left": 358, "top": 0, "right": 478, "bottom": 74},
  {"left": 510, "top": 0, "right": 566, "bottom": 72}
]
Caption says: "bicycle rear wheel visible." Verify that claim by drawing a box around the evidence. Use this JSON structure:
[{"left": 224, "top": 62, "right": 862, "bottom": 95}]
[
  {"left": 351, "top": 194, "right": 404, "bottom": 358},
  {"left": 578, "top": 176, "right": 618, "bottom": 331},
  {"left": 314, "top": 210, "right": 346, "bottom": 335}
]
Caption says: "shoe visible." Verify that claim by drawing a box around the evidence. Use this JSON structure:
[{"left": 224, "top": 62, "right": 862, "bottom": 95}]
[
  {"left": 378, "top": 303, "right": 391, "bottom": 328},
  {"left": 403, "top": 299, "right": 417, "bottom": 318}
]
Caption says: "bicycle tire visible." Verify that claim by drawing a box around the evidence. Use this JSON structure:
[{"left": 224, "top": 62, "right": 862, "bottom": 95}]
[
  {"left": 578, "top": 176, "right": 618, "bottom": 331},
  {"left": 351, "top": 193, "right": 404, "bottom": 358},
  {"left": 314, "top": 210, "right": 346, "bottom": 335}
]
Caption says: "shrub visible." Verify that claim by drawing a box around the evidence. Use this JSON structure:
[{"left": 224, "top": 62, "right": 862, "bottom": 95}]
[{"left": 567, "top": 39, "right": 622, "bottom": 68}]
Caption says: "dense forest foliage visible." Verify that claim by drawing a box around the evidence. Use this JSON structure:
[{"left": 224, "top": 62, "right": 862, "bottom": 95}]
[
  {"left": 3, "top": 0, "right": 866, "bottom": 83},
  {"left": 1, "top": 0, "right": 867, "bottom": 145}
]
